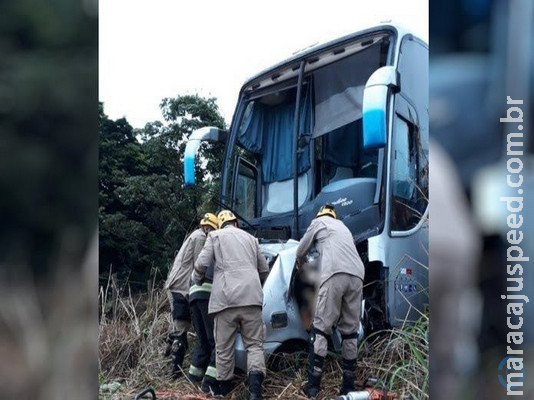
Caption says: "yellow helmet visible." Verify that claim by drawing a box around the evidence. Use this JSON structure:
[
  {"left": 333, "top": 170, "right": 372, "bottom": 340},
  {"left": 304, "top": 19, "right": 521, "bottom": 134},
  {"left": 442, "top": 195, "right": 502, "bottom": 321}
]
[
  {"left": 217, "top": 210, "right": 238, "bottom": 228},
  {"left": 316, "top": 204, "right": 337, "bottom": 219},
  {"left": 200, "top": 212, "right": 219, "bottom": 230}
]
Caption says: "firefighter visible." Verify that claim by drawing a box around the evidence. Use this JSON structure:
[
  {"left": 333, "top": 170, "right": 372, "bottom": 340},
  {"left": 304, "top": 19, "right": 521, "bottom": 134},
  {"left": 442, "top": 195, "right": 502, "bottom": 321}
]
[
  {"left": 163, "top": 213, "right": 217, "bottom": 378},
  {"left": 296, "top": 204, "right": 365, "bottom": 398},
  {"left": 187, "top": 213, "right": 219, "bottom": 393},
  {"left": 194, "top": 210, "right": 269, "bottom": 400}
]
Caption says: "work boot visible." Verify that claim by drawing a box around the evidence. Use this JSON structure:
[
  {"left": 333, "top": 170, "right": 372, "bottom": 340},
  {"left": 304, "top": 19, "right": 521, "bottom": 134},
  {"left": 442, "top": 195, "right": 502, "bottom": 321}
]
[
  {"left": 215, "top": 379, "right": 234, "bottom": 397},
  {"left": 303, "top": 351, "right": 324, "bottom": 398},
  {"left": 201, "top": 375, "right": 218, "bottom": 395},
  {"left": 340, "top": 370, "right": 356, "bottom": 395},
  {"left": 170, "top": 332, "right": 188, "bottom": 378},
  {"left": 247, "top": 371, "right": 264, "bottom": 400},
  {"left": 303, "top": 370, "right": 322, "bottom": 398},
  {"left": 339, "top": 358, "right": 357, "bottom": 395}
]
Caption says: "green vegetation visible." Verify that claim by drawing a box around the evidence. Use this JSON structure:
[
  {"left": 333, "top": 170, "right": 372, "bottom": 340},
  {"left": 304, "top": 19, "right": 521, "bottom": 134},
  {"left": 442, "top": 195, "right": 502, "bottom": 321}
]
[{"left": 99, "top": 95, "right": 226, "bottom": 287}]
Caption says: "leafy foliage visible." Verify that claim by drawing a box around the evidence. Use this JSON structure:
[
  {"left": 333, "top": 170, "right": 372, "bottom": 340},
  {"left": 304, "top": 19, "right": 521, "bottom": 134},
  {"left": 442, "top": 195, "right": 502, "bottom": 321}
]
[{"left": 99, "top": 95, "right": 226, "bottom": 287}]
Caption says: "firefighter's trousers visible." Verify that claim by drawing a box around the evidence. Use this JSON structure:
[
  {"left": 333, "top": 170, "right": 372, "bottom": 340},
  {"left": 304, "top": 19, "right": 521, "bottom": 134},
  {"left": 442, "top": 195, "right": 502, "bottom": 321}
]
[
  {"left": 168, "top": 291, "right": 191, "bottom": 335},
  {"left": 188, "top": 299, "right": 216, "bottom": 380},
  {"left": 213, "top": 305, "right": 266, "bottom": 381},
  {"left": 312, "top": 273, "right": 363, "bottom": 360}
]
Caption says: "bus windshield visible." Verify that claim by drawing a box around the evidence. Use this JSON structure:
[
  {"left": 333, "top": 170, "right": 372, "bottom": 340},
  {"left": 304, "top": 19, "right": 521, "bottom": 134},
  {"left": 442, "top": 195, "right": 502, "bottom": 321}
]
[{"left": 233, "top": 36, "right": 390, "bottom": 217}]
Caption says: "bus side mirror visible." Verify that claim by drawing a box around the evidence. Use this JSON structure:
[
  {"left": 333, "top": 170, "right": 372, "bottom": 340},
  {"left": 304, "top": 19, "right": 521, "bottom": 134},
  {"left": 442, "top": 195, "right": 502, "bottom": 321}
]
[
  {"left": 184, "top": 127, "right": 228, "bottom": 186},
  {"left": 362, "top": 66, "right": 399, "bottom": 149}
]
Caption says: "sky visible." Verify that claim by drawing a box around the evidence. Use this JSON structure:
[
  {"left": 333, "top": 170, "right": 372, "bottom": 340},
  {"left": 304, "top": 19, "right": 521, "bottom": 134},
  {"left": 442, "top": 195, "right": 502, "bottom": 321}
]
[{"left": 99, "top": 0, "right": 428, "bottom": 128}]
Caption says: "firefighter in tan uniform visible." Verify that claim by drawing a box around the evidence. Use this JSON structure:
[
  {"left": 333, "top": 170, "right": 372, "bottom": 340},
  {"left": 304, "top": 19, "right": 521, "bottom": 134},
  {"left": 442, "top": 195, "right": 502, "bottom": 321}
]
[
  {"left": 296, "top": 204, "right": 365, "bottom": 397},
  {"left": 194, "top": 210, "right": 269, "bottom": 400},
  {"left": 164, "top": 213, "right": 217, "bottom": 377}
]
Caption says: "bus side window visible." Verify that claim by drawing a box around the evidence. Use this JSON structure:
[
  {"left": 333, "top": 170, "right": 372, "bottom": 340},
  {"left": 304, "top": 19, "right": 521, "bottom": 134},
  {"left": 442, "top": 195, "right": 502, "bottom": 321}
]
[{"left": 390, "top": 116, "right": 426, "bottom": 231}]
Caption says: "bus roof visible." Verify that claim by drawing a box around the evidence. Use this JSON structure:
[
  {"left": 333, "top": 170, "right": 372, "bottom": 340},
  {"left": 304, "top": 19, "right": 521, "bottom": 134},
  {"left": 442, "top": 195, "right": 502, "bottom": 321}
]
[{"left": 240, "top": 24, "right": 421, "bottom": 94}]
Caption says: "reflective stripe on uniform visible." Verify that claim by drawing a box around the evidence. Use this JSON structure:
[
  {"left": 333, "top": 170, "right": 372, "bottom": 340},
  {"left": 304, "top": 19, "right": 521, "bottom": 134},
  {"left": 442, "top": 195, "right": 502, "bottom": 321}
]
[
  {"left": 205, "top": 365, "right": 217, "bottom": 378},
  {"left": 188, "top": 364, "right": 205, "bottom": 377},
  {"left": 189, "top": 282, "right": 212, "bottom": 295}
]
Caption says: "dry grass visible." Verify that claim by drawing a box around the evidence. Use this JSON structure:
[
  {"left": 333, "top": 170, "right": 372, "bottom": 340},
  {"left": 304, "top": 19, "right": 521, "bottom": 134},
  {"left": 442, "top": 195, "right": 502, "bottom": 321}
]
[
  {"left": 99, "top": 279, "right": 428, "bottom": 400},
  {"left": 356, "top": 318, "right": 429, "bottom": 399}
]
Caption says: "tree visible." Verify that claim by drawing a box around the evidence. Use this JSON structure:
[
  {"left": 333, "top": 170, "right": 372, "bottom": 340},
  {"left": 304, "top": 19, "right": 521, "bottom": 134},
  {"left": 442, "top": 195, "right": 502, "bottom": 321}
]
[{"left": 99, "top": 95, "right": 226, "bottom": 287}]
